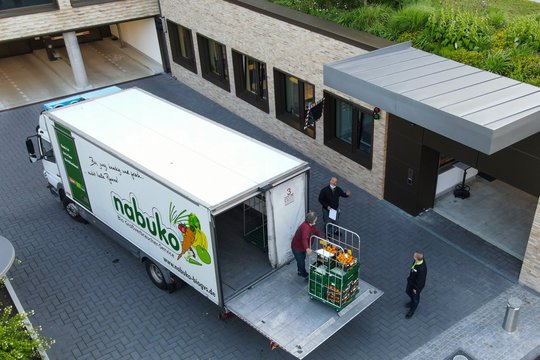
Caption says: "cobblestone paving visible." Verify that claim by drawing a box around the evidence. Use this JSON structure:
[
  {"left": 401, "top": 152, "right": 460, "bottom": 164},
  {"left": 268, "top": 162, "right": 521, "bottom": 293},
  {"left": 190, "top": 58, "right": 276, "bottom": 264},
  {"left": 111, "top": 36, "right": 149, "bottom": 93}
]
[
  {"left": 0, "top": 74, "right": 538, "bottom": 359},
  {"left": 403, "top": 284, "right": 540, "bottom": 360}
]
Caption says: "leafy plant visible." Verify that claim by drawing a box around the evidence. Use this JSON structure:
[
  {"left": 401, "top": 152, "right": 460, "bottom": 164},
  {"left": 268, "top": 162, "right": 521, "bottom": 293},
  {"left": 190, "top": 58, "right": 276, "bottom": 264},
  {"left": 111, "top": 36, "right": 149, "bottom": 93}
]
[
  {"left": 0, "top": 278, "right": 54, "bottom": 359},
  {"left": 483, "top": 49, "right": 512, "bottom": 75},
  {"left": 438, "top": 48, "right": 486, "bottom": 68},
  {"left": 387, "top": 4, "right": 431, "bottom": 39},
  {"left": 424, "top": 7, "right": 491, "bottom": 51},
  {"left": 487, "top": 7, "right": 506, "bottom": 29},
  {"left": 505, "top": 16, "right": 540, "bottom": 51}
]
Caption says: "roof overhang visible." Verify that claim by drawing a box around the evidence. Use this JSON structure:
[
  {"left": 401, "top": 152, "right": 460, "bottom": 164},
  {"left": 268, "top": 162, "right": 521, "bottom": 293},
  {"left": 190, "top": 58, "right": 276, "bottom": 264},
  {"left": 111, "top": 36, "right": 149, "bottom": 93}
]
[{"left": 324, "top": 42, "right": 540, "bottom": 155}]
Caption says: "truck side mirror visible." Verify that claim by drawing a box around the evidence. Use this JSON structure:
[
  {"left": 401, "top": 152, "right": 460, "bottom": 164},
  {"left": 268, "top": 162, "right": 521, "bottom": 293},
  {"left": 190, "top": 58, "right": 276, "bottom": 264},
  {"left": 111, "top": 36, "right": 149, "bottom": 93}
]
[{"left": 26, "top": 137, "right": 40, "bottom": 163}]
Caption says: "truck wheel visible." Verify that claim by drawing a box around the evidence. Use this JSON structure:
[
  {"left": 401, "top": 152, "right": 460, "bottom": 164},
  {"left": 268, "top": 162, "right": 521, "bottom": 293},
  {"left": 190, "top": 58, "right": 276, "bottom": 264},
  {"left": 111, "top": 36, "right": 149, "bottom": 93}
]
[
  {"left": 62, "top": 197, "right": 88, "bottom": 224},
  {"left": 145, "top": 260, "right": 168, "bottom": 290}
]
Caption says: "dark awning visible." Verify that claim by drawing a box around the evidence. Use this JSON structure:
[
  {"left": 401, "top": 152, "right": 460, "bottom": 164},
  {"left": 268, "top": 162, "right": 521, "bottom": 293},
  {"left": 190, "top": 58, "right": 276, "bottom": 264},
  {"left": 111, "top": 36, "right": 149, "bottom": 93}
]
[{"left": 324, "top": 42, "right": 540, "bottom": 154}]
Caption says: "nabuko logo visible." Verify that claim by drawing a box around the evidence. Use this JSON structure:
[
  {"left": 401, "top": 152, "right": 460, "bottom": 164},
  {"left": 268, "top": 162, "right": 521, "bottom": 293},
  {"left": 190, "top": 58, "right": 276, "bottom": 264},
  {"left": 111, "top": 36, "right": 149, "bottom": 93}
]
[
  {"left": 111, "top": 192, "right": 212, "bottom": 267},
  {"left": 111, "top": 192, "right": 181, "bottom": 252}
]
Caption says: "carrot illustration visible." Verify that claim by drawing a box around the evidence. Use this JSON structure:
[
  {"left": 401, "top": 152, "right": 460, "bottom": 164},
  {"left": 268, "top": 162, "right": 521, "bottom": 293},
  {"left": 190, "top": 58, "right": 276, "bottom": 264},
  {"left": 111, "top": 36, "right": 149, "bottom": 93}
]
[{"left": 177, "top": 227, "right": 195, "bottom": 260}]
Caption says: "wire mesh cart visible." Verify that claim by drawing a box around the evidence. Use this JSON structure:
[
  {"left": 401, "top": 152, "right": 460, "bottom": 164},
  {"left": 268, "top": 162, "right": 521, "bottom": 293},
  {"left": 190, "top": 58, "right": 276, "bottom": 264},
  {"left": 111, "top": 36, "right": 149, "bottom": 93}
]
[{"left": 308, "top": 224, "right": 360, "bottom": 311}]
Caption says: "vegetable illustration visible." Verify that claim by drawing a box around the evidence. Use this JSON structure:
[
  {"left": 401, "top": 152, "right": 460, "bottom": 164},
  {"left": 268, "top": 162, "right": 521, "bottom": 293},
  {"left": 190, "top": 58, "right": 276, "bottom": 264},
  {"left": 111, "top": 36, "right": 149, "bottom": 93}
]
[
  {"left": 187, "top": 258, "right": 202, "bottom": 266},
  {"left": 195, "top": 245, "right": 211, "bottom": 264},
  {"left": 192, "top": 229, "right": 208, "bottom": 249},
  {"left": 188, "top": 213, "right": 201, "bottom": 231},
  {"left": 177, "top": 226, "right": 195, "bottom": 260},
  {"left": 169, "top": 202, "right": 211, "bottom": 265}
]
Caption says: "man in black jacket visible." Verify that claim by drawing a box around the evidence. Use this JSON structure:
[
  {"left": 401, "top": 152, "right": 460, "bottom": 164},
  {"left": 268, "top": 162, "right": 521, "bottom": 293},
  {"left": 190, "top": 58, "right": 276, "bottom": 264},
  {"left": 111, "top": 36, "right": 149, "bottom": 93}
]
[
  {"left": 406, "top": 251, "right": 427, "bottom": 318},
  {"left": 318, "top": 176, "right": 351, "bottom": 231}
]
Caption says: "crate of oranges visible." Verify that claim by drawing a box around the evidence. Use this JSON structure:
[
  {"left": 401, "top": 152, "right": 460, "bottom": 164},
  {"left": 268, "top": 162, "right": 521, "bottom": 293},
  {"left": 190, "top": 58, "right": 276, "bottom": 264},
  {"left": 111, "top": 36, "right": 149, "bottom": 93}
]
[{"left": 336, "top": 249, "right": 357, "bottom": 272}]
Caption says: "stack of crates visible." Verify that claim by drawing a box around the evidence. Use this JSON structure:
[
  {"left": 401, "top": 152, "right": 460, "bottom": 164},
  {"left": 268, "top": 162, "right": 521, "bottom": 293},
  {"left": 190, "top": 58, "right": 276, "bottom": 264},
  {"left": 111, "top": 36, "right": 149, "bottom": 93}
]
[{"left": 309, "top": 252, "right": 359, "bottom": 311}]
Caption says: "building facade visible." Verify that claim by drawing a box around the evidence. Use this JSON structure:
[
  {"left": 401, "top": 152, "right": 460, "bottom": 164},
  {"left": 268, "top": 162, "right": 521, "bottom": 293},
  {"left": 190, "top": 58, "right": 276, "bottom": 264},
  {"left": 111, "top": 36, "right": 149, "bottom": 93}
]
[{"left": 159, "top": 0, "right": 540, "bottom": 293}]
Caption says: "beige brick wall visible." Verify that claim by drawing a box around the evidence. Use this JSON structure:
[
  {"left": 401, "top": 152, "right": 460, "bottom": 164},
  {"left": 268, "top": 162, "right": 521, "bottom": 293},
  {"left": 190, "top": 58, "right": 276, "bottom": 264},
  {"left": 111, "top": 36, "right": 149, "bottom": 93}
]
[
  {"left": 520, "top": 198, "right": 540, "bottom": 292},
  {"left": 0, "top": 0, "right": 159, "bottom": 41},
  {"left": 161, "top": 0, "right": 387, "bottom": 198}
]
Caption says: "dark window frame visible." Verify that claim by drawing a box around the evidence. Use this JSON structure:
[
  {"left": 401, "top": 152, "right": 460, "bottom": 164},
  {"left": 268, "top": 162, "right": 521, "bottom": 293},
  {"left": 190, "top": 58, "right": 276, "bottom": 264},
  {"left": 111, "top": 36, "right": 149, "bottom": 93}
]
[
  {"left": 232, "top": 50, "right": 269, "bottom": 113},
  {"left": 273, "top": 68, "right": 315, "bottom": 139},
  {"left": 197, "top": 34, "right": 230, "bottom": 92},
  {"left": 167, "top": 21, "right": 197, "bottom": 74},
  {"left": 0, "top": 1, "right": 57, "bottom": 17},
  {"left": 323, "top": 91, "right": 374, "bottom": 169},
  {"left": 70, "top": 0, "right": 119, "bottom": 7}
]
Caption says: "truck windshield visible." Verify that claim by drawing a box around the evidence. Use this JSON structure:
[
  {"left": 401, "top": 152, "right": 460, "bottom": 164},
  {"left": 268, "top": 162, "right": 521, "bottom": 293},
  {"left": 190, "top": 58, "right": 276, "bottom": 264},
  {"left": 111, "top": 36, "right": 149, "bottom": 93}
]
[{"left": 40, "top": 138, "right": 56, "bottom": 163}]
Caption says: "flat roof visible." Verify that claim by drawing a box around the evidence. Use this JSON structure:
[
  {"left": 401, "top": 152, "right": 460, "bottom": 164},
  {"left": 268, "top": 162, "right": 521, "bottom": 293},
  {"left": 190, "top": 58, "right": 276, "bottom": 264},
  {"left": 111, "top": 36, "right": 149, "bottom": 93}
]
[
  {"left": 324, "top": 42, "right": 540, "bottom": 154},
  {"left": 49, "top": 88, "right": 308, "bottom": 210}
]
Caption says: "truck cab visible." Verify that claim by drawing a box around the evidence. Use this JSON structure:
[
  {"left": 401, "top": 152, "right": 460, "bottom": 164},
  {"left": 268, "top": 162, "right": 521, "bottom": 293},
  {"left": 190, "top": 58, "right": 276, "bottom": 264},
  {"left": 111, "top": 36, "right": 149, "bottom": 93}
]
[{"left": 26, "top": 86, "right": 122, "bottom": 219}]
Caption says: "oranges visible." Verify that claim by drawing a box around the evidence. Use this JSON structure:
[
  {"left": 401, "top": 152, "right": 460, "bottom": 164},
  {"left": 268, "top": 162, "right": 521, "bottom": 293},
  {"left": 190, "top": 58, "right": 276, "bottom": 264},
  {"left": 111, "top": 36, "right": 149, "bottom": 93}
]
[{"left": 336, "top": 250, "right": 355, "bottom": 265}]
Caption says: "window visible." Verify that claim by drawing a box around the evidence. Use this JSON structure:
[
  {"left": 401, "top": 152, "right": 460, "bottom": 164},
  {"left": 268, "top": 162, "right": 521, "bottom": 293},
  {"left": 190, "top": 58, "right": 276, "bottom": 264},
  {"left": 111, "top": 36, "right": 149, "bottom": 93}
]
[
  {"left": 39, "top": 138, "right": 56, "bottom": 163},
  {"left": 70, "top": 0, "right": 118, "bottom": 6},
  {"left": 197, "top": 34, "right": 229, "bottom": 91},
  {"left": 0, "top": 0, "right": 56, "bottom": 15},
  {"left": 324, "top": 91, "right": 374, "bottom": 169},
  {"left": 167, "top": 21, "right": 196, "bottom": 73},
  {"left": 232, "top": 51, "right": 268, "bottom": 112},
  {"left": 274, "top": 69, "right": 315, "bottom": 138}
]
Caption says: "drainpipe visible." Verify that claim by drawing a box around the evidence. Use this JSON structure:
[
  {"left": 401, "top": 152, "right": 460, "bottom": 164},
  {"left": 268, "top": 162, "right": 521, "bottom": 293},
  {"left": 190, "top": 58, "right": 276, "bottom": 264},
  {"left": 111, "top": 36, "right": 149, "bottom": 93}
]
[{"left": 63, "top": 31, "right": 90, "bottom": 90}]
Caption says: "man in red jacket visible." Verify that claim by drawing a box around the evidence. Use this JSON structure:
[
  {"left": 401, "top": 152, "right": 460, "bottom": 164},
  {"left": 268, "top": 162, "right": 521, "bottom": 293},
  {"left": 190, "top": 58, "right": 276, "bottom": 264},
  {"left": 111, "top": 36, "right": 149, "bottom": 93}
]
[{"left": 291, "top": 211, "right": 322, "bottom": 279}]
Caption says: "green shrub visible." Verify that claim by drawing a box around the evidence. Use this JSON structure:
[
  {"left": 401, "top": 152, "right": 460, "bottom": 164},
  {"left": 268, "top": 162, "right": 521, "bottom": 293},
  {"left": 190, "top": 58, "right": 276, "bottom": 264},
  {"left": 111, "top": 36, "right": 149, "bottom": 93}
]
[
  {"left": 483, "top": 49, "right": 512, "bottom": 75},
  {"left": 424, "top": 7, "right": 491, "bottom": 51},
  {"left": 505, "top": 16, "right": 540, "bottom": 51},
  {"left": 387, "top": 4, "right": 432, "bottom": 39},
  {"left": 312, "top": 0, "right": 363, "bottom": 9},
  {"left": 442, "top": 48, "right": 486, "bottom": 68},
  {"left": 487, "top": 8, "right": 506, "bottom": 29},
  {"left": 0, "top": 278, "right": 54, "bottom": 359},
  {"left": 508, "top": 52, "right": 540, "bottom": 83},
  {"left": 345, "top": 5, "right": 395, "bottom": 31}
]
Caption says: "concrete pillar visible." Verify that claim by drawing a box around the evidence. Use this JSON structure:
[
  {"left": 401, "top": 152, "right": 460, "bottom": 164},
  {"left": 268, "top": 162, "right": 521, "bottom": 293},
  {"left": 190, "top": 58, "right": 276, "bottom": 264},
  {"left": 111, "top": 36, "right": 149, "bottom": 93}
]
[
  {"left": 63, "top": 31, "right": 90, "bottom": 89},
  {"left": 519, "top": 196, "right": 540, "bottom": 293}
]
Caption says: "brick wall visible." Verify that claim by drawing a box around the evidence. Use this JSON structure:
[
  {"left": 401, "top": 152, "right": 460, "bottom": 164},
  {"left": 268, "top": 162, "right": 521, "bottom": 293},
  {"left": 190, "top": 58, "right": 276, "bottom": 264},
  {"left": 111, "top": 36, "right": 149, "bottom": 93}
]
[
  {"left": 0, "top": 0, "right": 159, "bottom": 41},
  {"left": 520, "top": 198, "right": 540, "bottom": 292},
  {"left": 160, "top": 0, "right": 387, "bottom": 198}
]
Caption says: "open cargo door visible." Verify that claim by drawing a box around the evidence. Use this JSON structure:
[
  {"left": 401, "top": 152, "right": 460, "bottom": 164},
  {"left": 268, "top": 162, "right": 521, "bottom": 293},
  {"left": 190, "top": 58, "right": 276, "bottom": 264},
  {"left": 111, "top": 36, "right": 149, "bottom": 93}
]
[{"left": 265, "top": 173, "right": 307, "bottom": 268}]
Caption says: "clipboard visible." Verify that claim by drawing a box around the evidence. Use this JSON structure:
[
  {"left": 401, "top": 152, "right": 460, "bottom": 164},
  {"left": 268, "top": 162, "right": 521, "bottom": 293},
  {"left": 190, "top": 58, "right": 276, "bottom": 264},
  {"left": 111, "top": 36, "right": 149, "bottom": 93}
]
[{"left": 329, "top": 208, "right": 337, "bottom": 220}]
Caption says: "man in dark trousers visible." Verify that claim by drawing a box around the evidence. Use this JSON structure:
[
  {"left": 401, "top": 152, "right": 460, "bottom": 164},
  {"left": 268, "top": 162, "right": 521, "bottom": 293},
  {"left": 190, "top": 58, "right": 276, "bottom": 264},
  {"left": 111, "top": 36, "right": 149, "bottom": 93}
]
[
  {"left": 318, "top": 176, "right": 351, "bottom": 232},
  {"left": 405, "top": 251, "right": 427, "bottom": 318},
  {"left": 291, "top": 211, "right": 322, "bottom": 279}
]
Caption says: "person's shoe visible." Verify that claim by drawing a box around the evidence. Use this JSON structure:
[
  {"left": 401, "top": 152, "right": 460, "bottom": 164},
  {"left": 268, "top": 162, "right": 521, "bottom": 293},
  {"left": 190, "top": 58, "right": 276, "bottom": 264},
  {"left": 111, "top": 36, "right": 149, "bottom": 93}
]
[
  {"left": 405, "top": 310, "right": 414, "bottom": 319},
  {"left": 405, "top": 302, "right": 412, "bottom": 308}
]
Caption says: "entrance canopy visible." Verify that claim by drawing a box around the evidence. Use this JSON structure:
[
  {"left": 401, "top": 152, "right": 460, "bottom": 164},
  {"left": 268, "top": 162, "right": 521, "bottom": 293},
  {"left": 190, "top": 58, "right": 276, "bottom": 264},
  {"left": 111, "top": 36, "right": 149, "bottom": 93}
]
[{"left": 324, "top": 42, "right": 540, "bottom": 154}]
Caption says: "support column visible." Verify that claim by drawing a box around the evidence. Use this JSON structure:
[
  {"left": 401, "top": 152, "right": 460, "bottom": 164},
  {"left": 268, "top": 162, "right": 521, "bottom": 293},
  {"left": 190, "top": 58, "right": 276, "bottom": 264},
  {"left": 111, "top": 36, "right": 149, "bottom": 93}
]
[
  {"left": 520, "top": 197, "right": 540, "bottom": 293},
  {"left": 63, "top": 31, "right": 90, "bottom": 89}
]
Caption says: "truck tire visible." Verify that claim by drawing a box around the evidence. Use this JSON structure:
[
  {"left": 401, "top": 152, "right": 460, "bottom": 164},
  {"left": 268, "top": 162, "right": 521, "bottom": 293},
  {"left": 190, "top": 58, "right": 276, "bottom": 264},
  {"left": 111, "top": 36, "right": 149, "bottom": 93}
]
[
  {"left": 145, "top": 260, "right": 168, "bottom": 290},
  {"left": 62, "top": 197, "right": 88, "bottom": 224}
]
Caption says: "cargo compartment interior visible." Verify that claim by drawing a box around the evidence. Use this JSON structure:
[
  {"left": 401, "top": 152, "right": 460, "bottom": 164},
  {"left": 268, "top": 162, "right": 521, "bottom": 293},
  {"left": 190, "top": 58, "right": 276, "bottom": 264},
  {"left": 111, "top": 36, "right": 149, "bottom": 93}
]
[{"left": 215, "top": 198, "right": 273, "bottom": 300}]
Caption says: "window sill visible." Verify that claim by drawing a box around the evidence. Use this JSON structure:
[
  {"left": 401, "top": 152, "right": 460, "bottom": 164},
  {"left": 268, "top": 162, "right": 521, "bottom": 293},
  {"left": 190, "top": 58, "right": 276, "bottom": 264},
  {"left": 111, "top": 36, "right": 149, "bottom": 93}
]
[
  {"left": 236, "top": 91, "right": 269, "bottom": 113},
  {"left": 325, "top": 138, "right": 372, "bottom": 170},
  {"left": 202, "top": 72, "right": 230, "bottom": 92}
]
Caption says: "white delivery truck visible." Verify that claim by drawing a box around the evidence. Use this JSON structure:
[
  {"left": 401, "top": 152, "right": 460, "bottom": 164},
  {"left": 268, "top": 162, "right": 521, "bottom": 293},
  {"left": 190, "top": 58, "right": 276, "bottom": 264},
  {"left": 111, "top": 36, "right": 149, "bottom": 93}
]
[{"left": 26, "top": 87, "right": 382, "bottom": 358}]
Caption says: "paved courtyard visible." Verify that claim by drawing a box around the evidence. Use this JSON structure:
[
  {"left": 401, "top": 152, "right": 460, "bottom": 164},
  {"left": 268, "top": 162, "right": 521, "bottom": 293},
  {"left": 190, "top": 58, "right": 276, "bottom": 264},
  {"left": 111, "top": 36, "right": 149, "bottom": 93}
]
[{"left": 0, "top": 74, "right": 539, "bottom": 359}]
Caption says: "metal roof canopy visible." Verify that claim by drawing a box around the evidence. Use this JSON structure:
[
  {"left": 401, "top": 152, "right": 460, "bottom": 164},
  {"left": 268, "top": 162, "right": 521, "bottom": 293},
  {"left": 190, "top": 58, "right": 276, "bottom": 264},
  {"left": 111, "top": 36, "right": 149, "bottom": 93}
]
[{"left": 324, "top": 42, "right": 540, "bottom": 155}]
